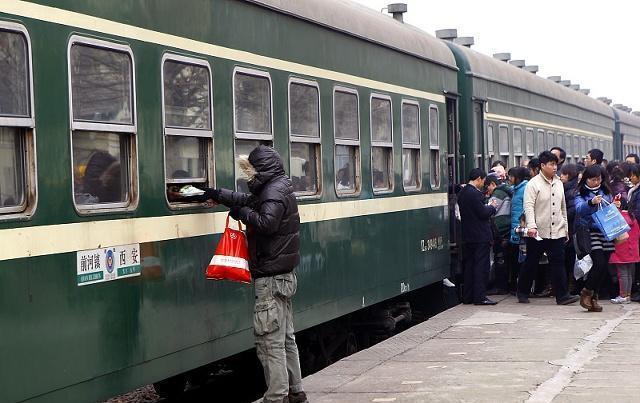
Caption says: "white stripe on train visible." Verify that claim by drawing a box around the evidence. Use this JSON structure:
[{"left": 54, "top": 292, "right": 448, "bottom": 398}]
[{"left": 0, "top": 193, "right": 448, "bottom": 261}]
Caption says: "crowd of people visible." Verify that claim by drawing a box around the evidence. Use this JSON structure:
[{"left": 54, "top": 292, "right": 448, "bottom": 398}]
[{"left": 458, "top": 146, "right": 640, "bottom": 312}]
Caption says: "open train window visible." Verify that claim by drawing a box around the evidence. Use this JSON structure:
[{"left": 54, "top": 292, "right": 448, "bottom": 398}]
[
  {"left": 498, "top": 124, "right": 509, "bottom": 166},
  {"left": 0, "top": 23, "right": 36, "bottom": 217},
  {"left": 162, "top": 54, "right": 214, "bottom": 206},
  {"left": 401, "top": 100, "right": 421, "bottom": 191},
  {"left": 68, "top": 37, "right": 137, "bottom": 212},
  {"left": 525, "top": 128, "right": 534, "bottom": 159},
  {"left": 233, "top": 67, "right": 273, "bottom": 193},
  {"left": 288, "top": 78, "right": 321, "bottom": 198},
  {"left": 513, "top": 126, "right": 523, "bottom": 167},
  {"left": 333, "top": 87, "right": 361, "bottom": 196},
  {"left": 371, "top": 94, "right": 393, "bottom": 193},
  {"left": 428, "top": 105, "right": 440, "bottom": 189}
]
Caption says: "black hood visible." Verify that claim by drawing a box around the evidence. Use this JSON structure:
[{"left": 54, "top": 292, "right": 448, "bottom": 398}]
[{"left": 247, "top": 145, "right": 286, "bottom": 194}]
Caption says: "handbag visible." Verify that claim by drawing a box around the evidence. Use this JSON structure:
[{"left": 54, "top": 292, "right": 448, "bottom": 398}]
[
  {"left": 591, "top": 199, "right": 630, "bottom": 241},
  {"left": 206, "top": 214, "right": 251, "bottom": 284}
]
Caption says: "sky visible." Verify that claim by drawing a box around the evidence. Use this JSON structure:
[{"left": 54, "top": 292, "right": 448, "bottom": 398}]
[{"left": 349, "top": 0, "right": 639, "bottom": 112}]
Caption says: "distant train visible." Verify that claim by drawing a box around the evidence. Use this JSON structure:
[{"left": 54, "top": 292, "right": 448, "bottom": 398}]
[{"left": 1, "top": 1, "right": 639, "bottom": 402}]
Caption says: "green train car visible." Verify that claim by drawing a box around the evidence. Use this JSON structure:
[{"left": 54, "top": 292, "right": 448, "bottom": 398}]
[
  {"left": 439, "top": 32, "right": 618, "bottom": 173},
  {"left": 617, "top": 108, "right": 640, "bottom": 159},
  {"left": 0, "top": 1, "right": 457, "bottom": 402}
]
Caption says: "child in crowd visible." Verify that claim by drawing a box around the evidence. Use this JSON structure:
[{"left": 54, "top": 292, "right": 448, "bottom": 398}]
[{"left": 609, "top": 198, "right": 640, "bottom": 304}]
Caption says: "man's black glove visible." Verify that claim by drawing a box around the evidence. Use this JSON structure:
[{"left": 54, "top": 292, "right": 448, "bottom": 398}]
[
  {"left": 203, "top": 188, "right": 220, "bottom": 201},
  {"left": 192, "top": 188, "right": 220, "bottom": 203}
]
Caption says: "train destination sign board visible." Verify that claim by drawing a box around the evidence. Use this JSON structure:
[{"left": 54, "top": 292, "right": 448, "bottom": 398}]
[{"left": 76, "top": 244, "right": 141, "bottom": 286}]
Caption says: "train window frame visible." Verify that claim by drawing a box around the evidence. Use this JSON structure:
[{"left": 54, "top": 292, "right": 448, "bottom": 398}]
[
  {"left": 333, "top": 86, "right": 361, "bottom": 197},
  {"left": 401, "top": 99, "right": 421, "bottom": 192},
  {"left": 161, "top": 53, "right": 215, "bottom": 208},
  {"left": 574, "top": 135, "right": 580, "bottom": 158},
  {"left": 536, "top": 129, "right": 545, "bottom": 153},
  {"left": 67, "top": 36, "right": 139, "bottom": 213},
  {"left": 486, "top": 123, "right": 495, "bottom": 168},
  {"left": 0, "top": 22, "right": 37, "bottom": 218},
  {"left": 513, "top": 126, "right": 523, "bottom": 167},
  {"left": 232, "top": 67, "right": 274, "bottom": 192},
  {"left": 288, "top": 77, "right": 322, "bottom": 199},
  {"left": 370, "top": 93, "right": 394, "bottom": 194},
  {"left": 428, "top": 104, "right": 440, "bottom": 190},
  {"left": 525, "top": 127, "right": 534, "bottom": 158}
]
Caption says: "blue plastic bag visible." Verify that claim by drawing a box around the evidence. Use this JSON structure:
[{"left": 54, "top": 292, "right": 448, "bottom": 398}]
[{"left": 592, "top": 201, "right": 630, "bottom": 241}]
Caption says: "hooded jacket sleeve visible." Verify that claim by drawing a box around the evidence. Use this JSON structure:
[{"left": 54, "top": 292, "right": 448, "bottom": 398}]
[
  {"left": 239, "top": 198, "right": 286, "bottom": 235},
  {"left": 216, "top": 188, "right": 254, "bottom": 208}
]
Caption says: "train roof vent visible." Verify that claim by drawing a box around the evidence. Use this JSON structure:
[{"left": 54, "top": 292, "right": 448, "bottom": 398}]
[
  {"left": 547, "top": 76, "right": 562, "bottom": 83},
  {"left": 435, "top": 29, "right": 457, "bottom": 41},
  {"left": 387, "top": 3, "right": 407, "bottom": 23},
  {"left": 453, "top": 36, "right": 474, "bottom": 47},
  {"left": 579, "top": 89, "right": 590, "bottom": 95},
  {"left": 613, "top": 103, "right": 625, "bottom": 110},
  {"left": 493, "top": 53, "right": 511, "bottom": 62},
  {"left": 509, "top": 59, "right": 525, "bottom": 68},
  {"left": 569, "top": 84, "right": 580, "bottom": 90},
  {"left": 524, "top": 65, "right": 539, "bottom": 74},
  {"left": 559, "top": 80, "right": 571, "bottom": 87}
]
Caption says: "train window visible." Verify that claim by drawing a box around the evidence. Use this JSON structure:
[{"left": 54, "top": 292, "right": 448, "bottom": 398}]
[
  {"left": 233, "top": 68, "right": 273, "bottom": 192},
  {"left": 69, "top": 37, "right": 137, "bottom": 211},
  {"left": 487, "top": 124, "right": 494, "bottom": 154},
  {"left": 289, "top": 78, "right": 321, "bottom": 197},
  {"left": 498, "top": 125, "right": 509, "bottom": 165},
  {"left": 547, "top": 131, "right": 555, "bottom": 148},
  {"left": 0, "top": 24, "right": 35, "bottom": 216},
  {"left": 513, "top": 127, "right": 523, "bottom": 167},
  {"left": 557, "top": 133, "right": 564, "bottom": 150},
  {"left": 402, "top": 100, "right": 420, "bottom": 191},
  {"left": 573, "top": 136, "right": 584, "bottom": 159},
  {"left": 371, "top": 95, "right": 393, "bottom": 193},
  {"left": 162, "top": 55, "right": 214, "bottom": 206},
  {"left": 428, "top": 105, "right": 440, "bottom": 189},
  {"left": 536, "top": 129, "right": 545, "bottom": 152},
  {"left": 525, "top": 128, "right": 534, "bottom": 157},
  {"left": 334, "top": 87, "right": 360, "bottom": 196}
]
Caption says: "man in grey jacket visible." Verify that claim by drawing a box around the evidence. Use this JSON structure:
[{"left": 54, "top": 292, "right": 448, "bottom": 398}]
[{"left": 516, "top": 151, "right": 579, "bottom": 305}]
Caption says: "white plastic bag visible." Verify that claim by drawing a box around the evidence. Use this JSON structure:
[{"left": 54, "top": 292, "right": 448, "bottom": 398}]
[{"left": 574, "top": 255, "right": 593, "bottom": 280}]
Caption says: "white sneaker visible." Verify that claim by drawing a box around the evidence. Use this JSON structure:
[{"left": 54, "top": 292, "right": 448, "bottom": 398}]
[{"left": 610, "top": 296, "right": 630, "bottom": 304}]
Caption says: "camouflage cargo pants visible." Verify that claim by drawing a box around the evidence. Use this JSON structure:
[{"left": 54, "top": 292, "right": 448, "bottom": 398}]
[{"left": 254, "top": 272, "right": 304, "bottom": 403}]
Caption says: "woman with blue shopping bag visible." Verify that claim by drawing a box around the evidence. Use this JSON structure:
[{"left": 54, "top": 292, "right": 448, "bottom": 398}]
[{"left": 574, "top": 165, "right": 628, "bottom": 312}]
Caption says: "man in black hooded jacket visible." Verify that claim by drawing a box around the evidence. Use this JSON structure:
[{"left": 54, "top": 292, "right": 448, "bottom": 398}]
[{"left": 197, "top": 145, "right": 306, "bottom": 403}]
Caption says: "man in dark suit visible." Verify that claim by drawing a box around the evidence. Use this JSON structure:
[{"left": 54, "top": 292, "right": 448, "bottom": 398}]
[{"left": 457, "top": 168, "right": 498, "bottom": 305}]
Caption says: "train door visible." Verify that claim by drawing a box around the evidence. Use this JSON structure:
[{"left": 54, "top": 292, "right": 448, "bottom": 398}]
[{"left": 446, "top": 96, "right": 459, "bottom": 244}]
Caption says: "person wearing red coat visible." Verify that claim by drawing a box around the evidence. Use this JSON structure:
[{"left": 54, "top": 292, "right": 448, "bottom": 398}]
[{"left": 609, "top": 209, "right": 640, "bottom": 304}]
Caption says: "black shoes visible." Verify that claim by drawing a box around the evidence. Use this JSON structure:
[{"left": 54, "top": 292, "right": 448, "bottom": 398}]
[
  {"left": 517, "top": 294, "right": 530, "bottom": 303},
  {"left": 474, "top": 298, "right": 498, "bottom": 305},
  {"left": 288, "top": 392, "right": 308, "bottom": 403},
  {"left": 557, "top": 294, "right": 580, "bottom": 305}
]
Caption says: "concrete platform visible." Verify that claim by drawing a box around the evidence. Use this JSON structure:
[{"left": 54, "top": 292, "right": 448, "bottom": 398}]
[{"left": 303, "top": 296, "right": 640, "bottom": 402}]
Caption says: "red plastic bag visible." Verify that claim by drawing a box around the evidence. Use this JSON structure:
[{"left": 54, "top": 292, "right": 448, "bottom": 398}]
[{"left": 206, "top": 214, "right": 251, "bottom": 283}]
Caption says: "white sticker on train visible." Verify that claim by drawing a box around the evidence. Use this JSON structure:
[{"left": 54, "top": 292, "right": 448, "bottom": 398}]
[{"left": 76, "top": 244, "right": 141, "bottom": 286}]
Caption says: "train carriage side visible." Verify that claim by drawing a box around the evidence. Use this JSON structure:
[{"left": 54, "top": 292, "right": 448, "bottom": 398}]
[
  {"left": 443, "top": 42, "right": 615, "bottom": 174},
  {"left": 616, "top": 109, "right": 640, "bottom": 160},
  {"left": 0, "top": 1, "right": 458, "bottom": 402}
]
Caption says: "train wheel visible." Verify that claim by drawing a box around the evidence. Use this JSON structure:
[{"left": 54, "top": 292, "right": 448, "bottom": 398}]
[{"left": 153, "top": 374, "right": 187, "bottom": 400}]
